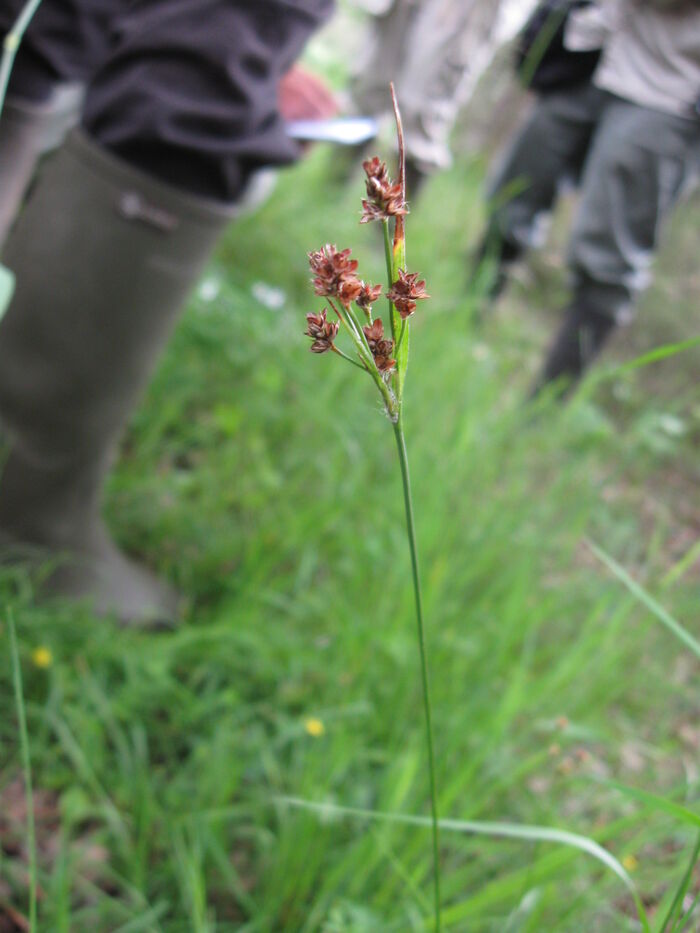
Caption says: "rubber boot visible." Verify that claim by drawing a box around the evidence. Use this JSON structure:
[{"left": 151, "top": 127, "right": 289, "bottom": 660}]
[
  {"left": 531, "top": 298, "right": 616, "bottom": 398},
  {"left": 0, "top": 84, "right": 85, "bottom": 246},
  {"left": 0, "top": 130, "right": 236, "bottom": 626}
]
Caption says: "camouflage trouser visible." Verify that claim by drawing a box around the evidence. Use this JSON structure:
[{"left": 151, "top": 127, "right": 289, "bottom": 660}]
[{"left": 487, "top": 83, "right": 700, "bottom": 319}]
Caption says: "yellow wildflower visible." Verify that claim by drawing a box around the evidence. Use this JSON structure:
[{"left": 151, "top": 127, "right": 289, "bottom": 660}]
[
  {"left": 622, "top": 854, "right": 638, "bottom": 872},
  {"left": 304, "top": 717, "right": 325, "bottom": 738},
  {"left": 31, "top": 646, "right": 53, "bottom": 669}
]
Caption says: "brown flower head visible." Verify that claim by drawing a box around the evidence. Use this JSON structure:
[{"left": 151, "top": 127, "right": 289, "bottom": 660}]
[
  {"left": 386, "top": 269, "right": 430, "bottom": 319},
  {"left": 305, "top": 309, "right": 339, "bottom": 354},
  {"left": 356, "top": 281, "right": 383, "bottom": 314},
  {"left": 374, "top": 353, "right": 397, "bottom": 374},
  {"left": 360, "top": 157, "right": 407, "bottom": 224},
  {"left": 337, "top": 276, "right": 363, "bottom": 307},
  {"left": 363, "top": 318, "right": 385, "bottom": 352},
  {"left": 308, "top": 244, "right": 362, "bottom": 307},
  {"left": 363, "top": 319, "right": 396, "bottom": 374}
]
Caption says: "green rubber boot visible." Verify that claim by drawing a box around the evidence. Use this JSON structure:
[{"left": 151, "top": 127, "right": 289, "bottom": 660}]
[
  {"left": 0, "top": 130, "right": 236, "bottom": 626},
  {"left": 0, "top": 84, "right": 84, "bottom": 247}
]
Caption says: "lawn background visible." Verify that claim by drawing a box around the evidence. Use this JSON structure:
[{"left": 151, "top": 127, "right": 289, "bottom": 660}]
[{"left": 1, "top": 11, "right": 699, "bottom": 930}]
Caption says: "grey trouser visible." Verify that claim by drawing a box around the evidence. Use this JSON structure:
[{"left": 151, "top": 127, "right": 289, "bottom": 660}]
[{"left": 487, "top": 83, "right": 700, "bottom": 320}]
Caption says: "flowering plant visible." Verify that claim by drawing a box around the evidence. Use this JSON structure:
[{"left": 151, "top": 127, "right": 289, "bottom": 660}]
[
  {"left": 305, "top": 103, "right": 429, "bottom": 420},
  {"left": 304, "top": 87, "right": 441, "bottom": 930}
]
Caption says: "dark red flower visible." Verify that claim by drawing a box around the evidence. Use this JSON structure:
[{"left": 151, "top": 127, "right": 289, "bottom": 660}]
[
  {"left": 356, "top": 281, "right": 383, "bottom": 313},
  {"left": 363, "top": 319, "right": 396, "bottom": 373},
  {"left": 337, "top": 276, "right": 363, "bottom": 307},
  {"left": 374, "top": 354, "right": 397, "bottom": 374},
  {"left": 363, "top": 318, "right": 385, "bottom": 352},
  {"left": 386, "top": 269, "right": 430, "bottom": 319},
  {"left": 308, "top": 244, "right": 362, "bottom": 308},
  {"left": 360, "top": 157, "right": 407, "bottom": 224},
  {"left": 305, "top": 309, "right": 338, "bottom": 354}
]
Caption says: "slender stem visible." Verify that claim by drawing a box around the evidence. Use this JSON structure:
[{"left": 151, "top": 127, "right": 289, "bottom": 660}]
[
  {"left": 331, "top": 344, "right": 365, "bottom": 371},
  {"left": 8, "top": 608, "right": 38, "bottom": 932},
  {"left": 371, "top": 365, "right": 398, "bottom": 422},
  {"left": 329, "top": 299, "right": 371, "bottom": 362},
  {"left": 329, "top": 298, "right": 363, "bottom": 345},
  {"left": 331, "top": 299, "right": 397, "bottom": 418},
  {"left": 0, "top": 0, "right": 44, "bottom": 120},
  {"left": 345, "top": 302, "right": 373, "bottom": 359},
  {"left": 383, "top": 221, "right": 394, "bottom": 284},
  {"left": 383, "top": 220, "right": 398, "bottom": 341},
  {"left": 392, "top": 420, "right": 441, "bottom": 931}
]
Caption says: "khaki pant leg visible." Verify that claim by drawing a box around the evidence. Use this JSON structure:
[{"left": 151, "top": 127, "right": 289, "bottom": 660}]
[
  {"left": 487, "top": 83, "right": 605, "bottom": 251},
  {"left": 568, "top": 95, "right": 700, "bottom": 320}
]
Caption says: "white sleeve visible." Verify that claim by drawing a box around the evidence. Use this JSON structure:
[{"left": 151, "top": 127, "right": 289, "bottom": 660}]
[{"left": 564, "top": 1, "right": 621, "bottom": 51}]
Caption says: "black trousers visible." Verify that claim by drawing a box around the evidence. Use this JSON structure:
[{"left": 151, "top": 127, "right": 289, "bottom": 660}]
[{"left": 0, "top": 0, "right": 334, "bottom": 200}]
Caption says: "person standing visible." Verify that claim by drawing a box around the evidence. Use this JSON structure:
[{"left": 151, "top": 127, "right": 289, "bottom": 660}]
[
  {"left": 0, "top": 0, "right": 334, "bottom": 625},
  {"left": 479, "top": 0, "right": 700, "bottom": 393},
  {"left": 349, "top": 0, "right": 536, "bottom": 192}
]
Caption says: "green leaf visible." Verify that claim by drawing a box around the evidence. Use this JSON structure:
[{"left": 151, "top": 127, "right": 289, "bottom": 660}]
[
  {"left": 8, "top": 608, "right": 38, "bottom": 930},
  {"left": 616, "top": 337, "right": 700, "bottom": 374},
  {"left": 274, "top": 795, "right": 650, "bottom": 931},
  {"left": 597, "top": 779, "right": 700, "bottom": 830},
  {"left": 383, "top": 220, "right": 409, "bottom": 406},
  {"left": 391, "top": 231, "right": 409, "bottom": 404},
  {"left": 0, "top": 263, "right": 15, "bottom": 320},
  {"left": 586, "top": 540, "right": 700, "bottom": 661},
  {"left": 676, "top": 888, "right": 700, "bottom": 933},
  {"left": 658, "top": 831, "right": 700, "bottom": 933}
]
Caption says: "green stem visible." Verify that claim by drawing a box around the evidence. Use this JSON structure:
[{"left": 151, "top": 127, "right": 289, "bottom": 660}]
[
  {"left": 331, "top": 345, "right": 365, "bottom": 371},
  {"left": 383, "top": 221, "right": 394, "bottom": 285},
  {"left": 344, "top": 302, "right": 399, "bottom": 417},
  {"left": 382, "top": 220, "right": 397, "bottom": 340},
  {"left": 331, "top": 299, "right": 397, "bottom": 419},
  {"left": 8, "top": 608, "right": 38, "bottom": 932},
  {"left": 330, "top": 299, "right": 366, "bottom": 352},
  {"left": 392, "top": 420, "right": 441, "bottom": 932},
  {"left": 345, "top": 302, "right": 373, "bottom": 358},
  {"left": 370, "top": 366, "right": 398, "bottom": 423},
  {"left": 0, "top": 0, "right": 43, "bottom": 120}
]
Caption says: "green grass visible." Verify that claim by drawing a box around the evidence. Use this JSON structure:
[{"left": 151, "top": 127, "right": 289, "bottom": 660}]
[{"left": 1, "top": 146, "right": 699, "bottom": 931}]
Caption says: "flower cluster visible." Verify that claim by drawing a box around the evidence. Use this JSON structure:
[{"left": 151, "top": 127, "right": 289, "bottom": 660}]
[
  {"left": 309, "top": 244, "right": 362, "bottom": 307},
  {"left": 357, "top": 281, "right": 382, "bottom": 315},
  {"left": 361, "top": 157, "right": 407, "bottom": 224},
  {"left": 304, "top": 130, "right": 428, "bottom": 398},
  {"left": 386, "top": 269, "right": 430, "bottom": 319},
  {"left": 305, "top": 309, "right": 339, "bottom": 354},
  {"left": 304, "top": 247, "right": 429, "bottom": 365},
  {"left": 363, "top": 319, "right": 396, "bottom": 374}
]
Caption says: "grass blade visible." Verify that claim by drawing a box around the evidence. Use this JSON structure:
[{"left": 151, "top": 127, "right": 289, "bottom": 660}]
[
  {"left": 614, "top": 337, "right": 700, "bottom": 374},
  {"left": 586, "top": 540, "right": 700, "bottom": 660},
  {"left": 274, "top": 795, "right": 650, "bottom": 931},
  {"left": 676, "top": 888, "right": 700, "bottom": 933},
  {"left": 598, "top": 779, "right": 700, "bottom": 830},
  {"left": 658, "top": 831, "right": 700, "bottom": 932},
  {"left": 7, "top": 608, "right": 38, "bottom": 932}
]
